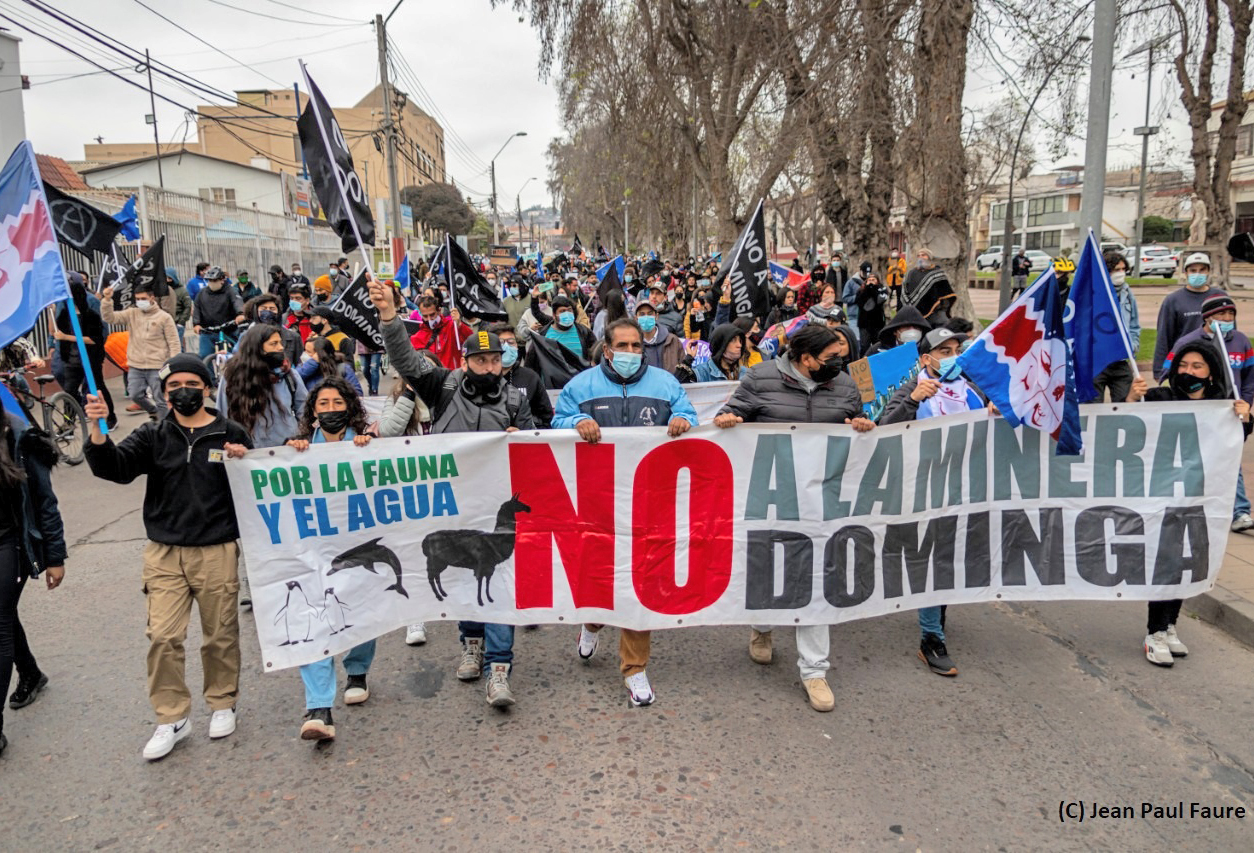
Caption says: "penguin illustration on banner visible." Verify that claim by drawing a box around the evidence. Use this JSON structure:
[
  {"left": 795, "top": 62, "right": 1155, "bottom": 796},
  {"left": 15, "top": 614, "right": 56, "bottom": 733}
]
[{"left": 275, "top": 580, "right": 321, "bottom": 646}]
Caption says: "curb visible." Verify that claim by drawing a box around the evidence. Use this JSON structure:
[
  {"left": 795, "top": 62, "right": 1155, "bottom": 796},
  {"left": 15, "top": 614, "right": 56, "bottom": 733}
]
[{"left": 1191, "top": 586, "right": 1254, "bottom": 649}]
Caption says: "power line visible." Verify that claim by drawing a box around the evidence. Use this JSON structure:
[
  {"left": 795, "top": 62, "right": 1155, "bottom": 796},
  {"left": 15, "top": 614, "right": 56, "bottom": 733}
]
[
  {"left": 257, "top": 0, "right": 361, "bottom": 23},
  {"left": 201, "top": 0, "right": 363, "bottom": 28},
  {"left": 126, "top": 0, "right": 287, "bottom": 87}
]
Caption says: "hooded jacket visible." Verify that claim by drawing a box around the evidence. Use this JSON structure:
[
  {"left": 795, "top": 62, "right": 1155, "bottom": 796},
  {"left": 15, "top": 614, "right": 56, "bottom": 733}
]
[
  {"left": 1163, "top": 323, "right": 1254, "bottom": 404},
  {"left": 641, "top": 321, "right": 684, "bottom": 372},
  {"left": 192, "top": 283, "right": 245, "bottom": 329},
  {"left": 165, "top": 267, "right": 193, "bottom": 325},
  {"left": 719, "top": 354, "right": 862, "bottom": 424},
  {"left": 831, "top": 324, "right": 860, "bottom": 361},
  {"left": 866, "top": 305, "right": 930, "bottom": 356},
  {"left": 2, "top": 414, "right": 66, "bottom": 578},
  {"left": 692, "top": 323, "right": 747, "bottom": 382},
  {"left": 1144, "top": 340, "right": 1254, "bottom": 439},
  {"left": 553, "top": 359, "right": 699, "bottom": 429},
  {"left": 85, "top": 410, "right": 254, "bottom": 545}
]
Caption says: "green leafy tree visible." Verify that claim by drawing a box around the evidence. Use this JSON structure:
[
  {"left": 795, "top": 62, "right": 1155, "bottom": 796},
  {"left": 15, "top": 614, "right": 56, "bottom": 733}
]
[
  {"left": 400, "top": 183, "right": 476, "bottom": 236},
  {"left": 1140, "top": 215, "right": 1175, "bottom": 243}
]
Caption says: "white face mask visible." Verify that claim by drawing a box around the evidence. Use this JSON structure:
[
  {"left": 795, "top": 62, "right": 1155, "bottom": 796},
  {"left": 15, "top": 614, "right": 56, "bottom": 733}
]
[
  {"left": 1110, "top": 271, "right": 1126, "bottom": 286},
  {"left": 135, "top": 299, "right": 153, "bottom": 311}
]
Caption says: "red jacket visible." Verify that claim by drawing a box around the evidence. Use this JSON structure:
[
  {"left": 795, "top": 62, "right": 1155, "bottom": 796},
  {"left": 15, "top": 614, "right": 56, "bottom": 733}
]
[
  {"left": 285, "top": 312, "right": 313, "bottom": 343},
  {"left": 409, "top": 318, "right": 473, "bottom": 369}
]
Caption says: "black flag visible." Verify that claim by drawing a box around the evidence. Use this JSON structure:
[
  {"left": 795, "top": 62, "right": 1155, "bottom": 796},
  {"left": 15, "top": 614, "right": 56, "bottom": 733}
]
[
  {"left": 597, "top": 259, "right": 621, "bottom": 310},
  {"left": 721, "top": 199, "right": 771, "bottom": 320},
  {"left": 44, "top": 183, "right": 122, "bottom": 258},
  {"left": 426, "top": 243, "right": 446, "bottom": 278},
  {"left": 571, "top": 233, "right": 584, "bottom": 257},
  {"left": 297, "top": 65, "right": 376, "bottom": 253},
  {"left": 327, "top": 272, "right": 385, "bottom": 350},
  {"left": 640, "top": 258, "right": 665, "bottom": 280},
  {"left": 444, "top": 235, "right": 507, "bottom": 321},
  {"left": 122, "top": 236, "right": 167, "bottom": 299}
]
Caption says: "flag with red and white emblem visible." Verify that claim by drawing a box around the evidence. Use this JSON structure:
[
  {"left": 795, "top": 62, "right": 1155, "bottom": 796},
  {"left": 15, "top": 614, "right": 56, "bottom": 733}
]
[{"left": 0, "top": 141, "right": 70, "bottom": 349}]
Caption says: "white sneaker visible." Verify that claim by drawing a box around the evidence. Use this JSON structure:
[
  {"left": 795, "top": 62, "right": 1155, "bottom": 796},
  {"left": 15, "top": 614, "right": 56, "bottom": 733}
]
[
  {"left": 1233, "top": 513, "right": 1254, "bottom": 532},
  {"left": 405, "top": 623, "right": 428, "bottom": 646},
  {"left": 209, "top": 708, "right": 237, "bottom": 739},
  {"left": 625, "top": 671, "right": 655, "bottom": 707},
  {"left": 1144, "top": 632, "right": 1175, "bottom": 667},
  {"left": 143, "top": 718, "right": 191, "bottom": 760},
  {"left": 1164, "top": 624, "right": 1189, "bottom": 657},
  {"left": 577, "top": 626, "right": 599, "bottom": 661}
]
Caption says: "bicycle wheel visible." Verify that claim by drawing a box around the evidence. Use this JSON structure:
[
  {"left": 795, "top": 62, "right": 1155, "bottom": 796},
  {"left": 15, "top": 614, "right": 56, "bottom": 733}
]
[{"left": 43, "top": 391, "right": 88, "bottom": 465}]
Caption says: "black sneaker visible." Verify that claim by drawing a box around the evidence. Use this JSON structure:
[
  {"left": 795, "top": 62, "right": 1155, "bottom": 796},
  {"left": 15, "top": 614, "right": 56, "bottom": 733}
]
[
  {"left": 300, "top": 708, "right": 336, "bottom": 741},
  {"left": 918, "top": 634, "right": 958, "bottom": 676},
  {"left": 344, "top": 674, "right": 369, "bottom": 705},
  {"left": 9, "top": 672, "right": 48, "bottom": 709}
]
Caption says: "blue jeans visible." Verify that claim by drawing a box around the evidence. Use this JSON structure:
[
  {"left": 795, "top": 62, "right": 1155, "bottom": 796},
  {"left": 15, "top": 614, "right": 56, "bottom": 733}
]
[
  {"left": 1236, "top": 470, "right": 1250, "bottom": 519},
  {"left": 197, "top": 333, "right": 216, "bottom": 360},
  {"left": 360, "top": 352, "right": 382, "bottom": 395},
  {"left": 918, "top": 606, "right": 944, "bottom": 642},
  {"left": 459, "top": 621, "right": 514, "bottom": 670},
  {"left": 298, "top": 639, "right": 376, "bottom": 709}
]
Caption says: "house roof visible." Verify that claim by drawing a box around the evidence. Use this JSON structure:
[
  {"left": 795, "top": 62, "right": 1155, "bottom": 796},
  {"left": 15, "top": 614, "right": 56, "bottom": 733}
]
[
  {"left": 36, "top": 153, "right": 90, "bottom": 190},
  {"left": 78, "top": 148, "right": 280, "bottom": 177}
]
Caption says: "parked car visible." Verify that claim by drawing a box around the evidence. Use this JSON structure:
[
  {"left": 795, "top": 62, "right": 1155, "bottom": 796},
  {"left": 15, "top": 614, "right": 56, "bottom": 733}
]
[
  {"left": 1136, "top": 245, "right": 1177, "bottom": 277},
  {"left": 975, "top": 245, "right": 1021, "bottom": 270},
  {"left": 1100, "top": 241, "right": 1129, "bottom": 257},
  {"left": 1024, "top": 250, "right": 1054, "bottom": 272}
]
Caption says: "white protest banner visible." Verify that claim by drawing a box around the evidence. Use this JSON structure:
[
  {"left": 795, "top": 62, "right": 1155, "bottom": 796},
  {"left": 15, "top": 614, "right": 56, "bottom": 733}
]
[{"left": 226, "top": 402, "right": 1241, "bottom": 671}]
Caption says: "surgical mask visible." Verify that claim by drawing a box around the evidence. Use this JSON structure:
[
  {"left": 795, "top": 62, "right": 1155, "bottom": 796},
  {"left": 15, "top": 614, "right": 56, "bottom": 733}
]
[
  {"left": 292, "top": 269, "right": 301, "bottom": 276},
  {"left": 1171, "top": 372, "right": 1209, "bottom": 396},
  {"left": 1110, "top": 271, "right": 1127, "bottom": 287},
  {"left": 556, "top": 311, "right": 574, "bottom": 328},
  {"left": 1187, "top": 273, "right": 1209, "bottom": 289},
  {"left": 624, "top": 275, "right": 634, "bottom": 283},
  {"left": 501, "top": 342, "right": 518, "bottom": 368},
  {"left": 168, "top": 386, "right": 205, "bottom": 416},
  {"left": 610, "top": 351, "right": 642, "bottom": 378},
  {"left": 316, "top": 410, "right": 351, "bottom": 435},
  {"left": 134, "top": 299, "right": 153, "bottom": 312},
  {"left": 425, "top": 315, "right": 441, "bottom": 329},
  {"left": 289, "top": 300, "right": 304, "bottom": 313},
  {"left": 262, "top": 350, "right": 287, "bottom": 369},
  {"left": 698, "top": 278, "right": 710, "bottom": 287},
  {"left": 509, "top": 286, "right": 520, "bottom": 298},
  {"left": 934, "top": 355, "right": 961, "bottom": 381},
  {"left": 1213, "top": 320, "right": 1236, "bottom": 336},
  {"left": 898, "top": 328, "right": 923, "bottom": 343},
  {"left": 637, "top": 315, "right": 657, "bottom": 333},
  {"left": 259, "top": 310, "right": 279, "bottom": 325},
  {"left": 810, "top": 355, "right": 844, "bottom": 383}
]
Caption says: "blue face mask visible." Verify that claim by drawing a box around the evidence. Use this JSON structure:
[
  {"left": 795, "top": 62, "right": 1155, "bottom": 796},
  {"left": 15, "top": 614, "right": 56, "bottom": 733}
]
[
  {"left": 637, "top": 315, "right": 657, "bottom": 333},
  {"left": 934, "top": 355, "right": 961, "bottom": 381},
  {"left": 624, "top": 275, "right": 634, "bottom": 284},
  {"left": 501, "top": 342, "right": 518, "bottom": 368},
  {"left": 556, "top": 311, "right": 574, "bottom": 328},
  {"left": 1213, "top": 320, "right": 1236, "bottom": 336},
  {"left": 610, "top": 351, "right": 642, "bottom": 378},
  {"left": 289, "top": 299, "right": 303, "bottom": 313},
  {"left": 1187, "top": 272, "right": 1209, "bottom": 289},
  {"left": 509, "top": 286, "right": 520, "bottom": 298}
]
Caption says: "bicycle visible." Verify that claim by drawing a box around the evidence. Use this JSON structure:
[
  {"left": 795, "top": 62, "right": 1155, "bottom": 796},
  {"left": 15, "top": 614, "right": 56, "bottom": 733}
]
[
  {"left": 200, "top": 321, "right": 246, "bottom": 386},
  {"left": 0, "top": 367, "right": 89, "bottom": 465}
]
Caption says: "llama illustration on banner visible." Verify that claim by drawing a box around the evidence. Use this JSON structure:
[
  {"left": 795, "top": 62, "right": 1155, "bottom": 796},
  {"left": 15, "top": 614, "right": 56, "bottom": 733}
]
[
  {"left": 275, "top": 580, "right": 321, "bottom": 646},
  {"left": 423, "top": 494, "right": 531, "bottom": 606},
  {"left": 328, "top": 538, "right": 408, "bottom": 598}
]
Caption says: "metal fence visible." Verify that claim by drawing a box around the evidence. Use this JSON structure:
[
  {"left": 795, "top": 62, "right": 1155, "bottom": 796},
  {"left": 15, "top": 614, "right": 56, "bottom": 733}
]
[{"left": 22, "top": 186, "right": 346, "bottom": 356}]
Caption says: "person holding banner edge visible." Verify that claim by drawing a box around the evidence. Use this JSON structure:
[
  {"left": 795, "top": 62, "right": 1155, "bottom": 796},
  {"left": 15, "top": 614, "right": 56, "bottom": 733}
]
[
  {"left": 1126, "top": 341, "right": 1251, "bottom": 665},
  {"left": 714, "top": 324, "right": 875, "bottom": 712}
]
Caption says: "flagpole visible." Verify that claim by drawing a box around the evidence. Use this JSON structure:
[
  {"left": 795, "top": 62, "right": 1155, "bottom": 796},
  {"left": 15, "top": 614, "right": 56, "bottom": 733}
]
[
  {"left": 300, "top": 62, "right": 375, "bottom": 283},
  {"left": 444, "top": 233, "right": 463, "bottom": 356},
  {"left": 62, "top": 296, "right": 107, "bottom": 435}
]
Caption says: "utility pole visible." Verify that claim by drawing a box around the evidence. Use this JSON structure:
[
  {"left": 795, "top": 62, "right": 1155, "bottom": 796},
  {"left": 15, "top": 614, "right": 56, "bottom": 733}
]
[
  {"left": 144, "top": 49, "right": 163, "bottom": 188},
  {"left": 491, "top": 161, "right": 499, "bottom": 245},
  {"left": 1079, "top": 0, "right": 1116, "bottom": 238},
  {"left": 376, "top": 12, "right": 404, "bottom": 254},
  {"left": 515, "top": 193, "right": 524, "bottom": 254},
  {"left": 623, "top": 199, "right": 631, "bottom": 255},
  {"left": 1126, "top": 34, "right": 1173, "bottom": 275}
]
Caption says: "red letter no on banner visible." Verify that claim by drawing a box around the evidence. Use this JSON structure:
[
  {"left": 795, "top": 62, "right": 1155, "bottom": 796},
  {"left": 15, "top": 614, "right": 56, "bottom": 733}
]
[
  {"left": 509, "top": 442, "right": 616, "bottom": 610},
  {"left": 632, "top": 439, "right": 734, "bottom": 614}
]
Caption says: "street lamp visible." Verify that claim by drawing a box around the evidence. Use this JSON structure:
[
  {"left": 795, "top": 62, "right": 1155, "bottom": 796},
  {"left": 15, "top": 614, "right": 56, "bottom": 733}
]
[
  {"left": 490, "top": 131, "right": 527, "bottom": 244},
  {"left": 998, "top": 33, "right": 1091, "bottom": 312},
  {"left": 516, "top": 176, "right": 537, "bottom": 254},
  {"left": 1125, "top": 33, "right": 1178, "bottom": 276}
]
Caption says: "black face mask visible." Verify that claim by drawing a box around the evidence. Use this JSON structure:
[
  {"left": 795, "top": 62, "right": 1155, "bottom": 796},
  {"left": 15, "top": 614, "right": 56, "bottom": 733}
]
[
  {"left": 310, "top": 324, "right": 327, "bottom": 336},
  {"left": 168, "top": 387, "right": 205, "bottom": 417},
  {"left": 316, "top": 410, "right": 351, "bottom": 435},
  {"left": 1171, "top": 372, "right": 1209, "bottom": 396},
  {"left": 810, "top": 355, "right": 845, "bottom": 383},
  {"left": 464, "top": 369, "right": 501, "bottom": 396},
  {"left": 261, "top": 350, "right": 287, "bottom": 369},
  {"left": 258, "top": 310, "right": 279, "bottom": 326}
]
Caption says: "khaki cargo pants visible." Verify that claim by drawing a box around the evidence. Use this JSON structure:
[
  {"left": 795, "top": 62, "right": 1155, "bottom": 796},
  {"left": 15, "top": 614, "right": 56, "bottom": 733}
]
[
  {"left": 584, "top": 625, "right": 650, "bottom": 676},
  {"left": 142, "top": 541, "right": 241, "bottom": 723}
]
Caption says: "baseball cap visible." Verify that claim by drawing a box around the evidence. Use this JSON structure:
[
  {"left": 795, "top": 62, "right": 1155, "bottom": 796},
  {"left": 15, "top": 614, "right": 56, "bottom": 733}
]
[
  {"left": 462, "top": 330, "right": 503, "bottom": 357},
  {"left": 1183, "top": 251, "right": 1211, "bottom": 269},
  {"left": 918, "top": 327, "right": 967, "bottom": 355}
]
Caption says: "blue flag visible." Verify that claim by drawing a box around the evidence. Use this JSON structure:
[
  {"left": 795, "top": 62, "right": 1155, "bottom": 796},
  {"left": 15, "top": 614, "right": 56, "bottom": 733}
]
[
  {"left": 1064, "top": 230, "right": 1135, "bottom": 403},
  {"left": 595, "top": 255, "right": 625, "bottom": 283},
  {"left": 395, "top": 252, "right": 409, "bottom": 289},
  {"left": 957, "top": 267, "right": 1082, "bottom": 455},
  {"left": 0, "top": 142, "right": 71, "bottom": 349},
  {"left": 113, "top": 194, "right": 141, "bottom": 241}
]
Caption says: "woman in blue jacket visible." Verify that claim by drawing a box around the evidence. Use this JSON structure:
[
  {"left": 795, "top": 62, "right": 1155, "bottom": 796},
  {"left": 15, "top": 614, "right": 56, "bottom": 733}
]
[{"left": 0, "top": 397, "right": 68, "bottom": 756}]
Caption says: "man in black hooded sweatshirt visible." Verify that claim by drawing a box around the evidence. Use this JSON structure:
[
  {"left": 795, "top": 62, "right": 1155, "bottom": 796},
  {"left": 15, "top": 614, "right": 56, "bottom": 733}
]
[{"left": 865, "top": 305, "right": 932, "bottom": 356}]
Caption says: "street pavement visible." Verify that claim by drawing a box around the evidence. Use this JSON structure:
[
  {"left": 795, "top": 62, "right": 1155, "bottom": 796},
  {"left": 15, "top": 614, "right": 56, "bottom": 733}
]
[{"left": 2, "top": 377, "right": 1254, "bottom": 851}]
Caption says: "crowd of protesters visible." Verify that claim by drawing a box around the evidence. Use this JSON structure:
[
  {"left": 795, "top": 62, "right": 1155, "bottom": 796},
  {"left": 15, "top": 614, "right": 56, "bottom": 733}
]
[{"left": 0, "top": 242, "right": 1249, "bottom": 762}]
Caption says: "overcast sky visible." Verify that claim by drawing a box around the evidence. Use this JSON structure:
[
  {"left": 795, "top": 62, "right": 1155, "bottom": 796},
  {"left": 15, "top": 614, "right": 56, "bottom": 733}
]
[{"left": 7, "top": 0, "right": 1190, "bottom": 216}]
